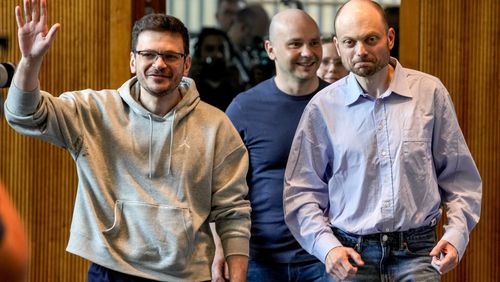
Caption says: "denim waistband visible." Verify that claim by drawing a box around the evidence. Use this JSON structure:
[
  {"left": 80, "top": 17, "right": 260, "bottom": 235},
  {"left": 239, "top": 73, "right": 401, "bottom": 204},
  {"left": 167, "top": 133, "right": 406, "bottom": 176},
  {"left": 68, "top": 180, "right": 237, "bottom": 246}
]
[
  {"left": 332, "top": 225, "right": 437, "bottom": 253},
  {"left": 332, "top": 224, "right": 436, "bottom": 245}
]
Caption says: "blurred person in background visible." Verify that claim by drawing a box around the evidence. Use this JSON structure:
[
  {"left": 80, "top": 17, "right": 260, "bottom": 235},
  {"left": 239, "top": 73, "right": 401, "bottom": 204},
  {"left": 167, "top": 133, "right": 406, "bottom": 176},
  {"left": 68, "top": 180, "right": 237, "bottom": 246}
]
[
  {"left": 317, "top": 35, "right": 349, "bottom": 83},
  {"left": 228, "top": 4, "right": 273, "bottom": 87},
  {"left": 215, "top": 0, "right": 247, "bottom": 32},
  {"left": 189, "top": 27, "right": 245, "bottom": 111},
  {"left": 0, "top": 181, "right": 29, "bottom": 282},
  {"left": 0, "top": 21, "right": 28, "bottom": 282}
]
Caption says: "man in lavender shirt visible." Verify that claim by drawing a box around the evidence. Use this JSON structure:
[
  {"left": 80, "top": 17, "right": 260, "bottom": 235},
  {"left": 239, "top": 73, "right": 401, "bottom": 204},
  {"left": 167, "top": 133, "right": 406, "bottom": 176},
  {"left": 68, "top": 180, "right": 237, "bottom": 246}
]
[{"left": 283, "top": 0, "right": 482, "bottom": 281}]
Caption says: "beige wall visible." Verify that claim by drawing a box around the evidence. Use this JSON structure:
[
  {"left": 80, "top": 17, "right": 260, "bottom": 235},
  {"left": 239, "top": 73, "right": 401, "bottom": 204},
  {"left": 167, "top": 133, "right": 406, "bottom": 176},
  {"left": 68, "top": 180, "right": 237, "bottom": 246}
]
[
  {"left": 0, "top": 0, "right": 131, "bottom": 280},
  {"left": 400, "top": 0, "right": 500, "bottom": 281}
]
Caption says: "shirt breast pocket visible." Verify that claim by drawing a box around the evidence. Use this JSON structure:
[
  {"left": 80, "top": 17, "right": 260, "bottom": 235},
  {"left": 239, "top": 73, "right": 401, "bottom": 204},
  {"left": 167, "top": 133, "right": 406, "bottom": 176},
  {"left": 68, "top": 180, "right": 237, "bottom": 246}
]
[{"left": 402, "top": 128, "right": 433, "bottom": 182}]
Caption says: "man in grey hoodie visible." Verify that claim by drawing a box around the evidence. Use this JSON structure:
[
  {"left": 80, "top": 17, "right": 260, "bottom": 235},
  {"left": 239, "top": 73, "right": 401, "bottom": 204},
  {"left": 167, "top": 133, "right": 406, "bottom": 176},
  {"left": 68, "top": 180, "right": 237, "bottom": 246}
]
[{"left": 4, "top": 0, "right": 251, "bottom": 281}]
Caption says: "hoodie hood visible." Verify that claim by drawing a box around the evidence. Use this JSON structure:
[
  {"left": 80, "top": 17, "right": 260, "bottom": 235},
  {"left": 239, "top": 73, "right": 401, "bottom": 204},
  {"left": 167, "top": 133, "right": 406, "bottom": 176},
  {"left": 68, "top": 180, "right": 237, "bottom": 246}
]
[
  {"left": 118, "top": 76, "right": 201, "bottom": 177},
  {"left": 118, "top": 76, "right": 200, "bottom": 122}
]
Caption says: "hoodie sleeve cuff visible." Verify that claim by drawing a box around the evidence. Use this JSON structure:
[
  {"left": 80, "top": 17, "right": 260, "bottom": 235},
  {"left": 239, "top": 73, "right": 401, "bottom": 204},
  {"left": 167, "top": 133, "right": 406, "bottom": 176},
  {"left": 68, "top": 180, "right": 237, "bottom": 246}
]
[
  {"left": 222, "top": 236, "right": 249, "bottom": 259},
  {"left": 5, "top": 83, "right": 41, "bottom": 116}
]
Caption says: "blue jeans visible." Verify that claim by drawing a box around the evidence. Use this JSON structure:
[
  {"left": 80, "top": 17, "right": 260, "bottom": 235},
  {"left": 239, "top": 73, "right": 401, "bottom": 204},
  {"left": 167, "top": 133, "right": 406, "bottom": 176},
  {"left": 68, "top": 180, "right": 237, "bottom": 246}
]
[
  {"left": 327, "top": 226, "right": 441, "bottom": 282},
  {"left": 248, "top": 259, "right": 328, "bottom": 282}
]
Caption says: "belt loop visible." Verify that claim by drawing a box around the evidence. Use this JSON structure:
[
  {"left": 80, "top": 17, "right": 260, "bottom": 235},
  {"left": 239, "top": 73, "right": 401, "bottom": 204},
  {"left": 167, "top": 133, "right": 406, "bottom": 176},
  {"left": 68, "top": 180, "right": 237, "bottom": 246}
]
[
  {"left": 355, "top": 235, "right": 362, "bottom": 253},
  {"left": 399, "top": 231, "right": 404, "bottom": 250}
]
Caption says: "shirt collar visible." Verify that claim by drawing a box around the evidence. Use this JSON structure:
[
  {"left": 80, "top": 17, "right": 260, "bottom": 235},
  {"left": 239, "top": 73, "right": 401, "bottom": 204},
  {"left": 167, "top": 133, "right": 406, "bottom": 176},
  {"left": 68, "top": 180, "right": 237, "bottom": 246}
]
[
  {"left": 344, "top": 57, "right": 412, "bottom": 106},
  {"left": 388, "top": 58, "right": 412, "bottom": 99}
]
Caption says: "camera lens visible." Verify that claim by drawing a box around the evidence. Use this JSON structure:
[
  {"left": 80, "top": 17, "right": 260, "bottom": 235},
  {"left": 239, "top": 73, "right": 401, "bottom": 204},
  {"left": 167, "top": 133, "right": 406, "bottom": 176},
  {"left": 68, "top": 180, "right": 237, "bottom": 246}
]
[{"left": 0, "top": 62, "right": 15, "bottom": 88}]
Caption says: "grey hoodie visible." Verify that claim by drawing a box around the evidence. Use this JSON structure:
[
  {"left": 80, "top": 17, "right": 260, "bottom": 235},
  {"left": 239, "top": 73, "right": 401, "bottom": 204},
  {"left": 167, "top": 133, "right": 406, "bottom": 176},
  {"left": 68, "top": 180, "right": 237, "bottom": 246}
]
[{"left": 5, "top": 77, "right": 251, "bottom": 281}]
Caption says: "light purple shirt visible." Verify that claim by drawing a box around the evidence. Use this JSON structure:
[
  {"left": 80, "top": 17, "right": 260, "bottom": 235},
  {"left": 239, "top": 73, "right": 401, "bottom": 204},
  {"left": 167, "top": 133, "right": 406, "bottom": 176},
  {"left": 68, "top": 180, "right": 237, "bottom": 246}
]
[{"left": 283, "top": 59, "right": 482, "bottom": 263}]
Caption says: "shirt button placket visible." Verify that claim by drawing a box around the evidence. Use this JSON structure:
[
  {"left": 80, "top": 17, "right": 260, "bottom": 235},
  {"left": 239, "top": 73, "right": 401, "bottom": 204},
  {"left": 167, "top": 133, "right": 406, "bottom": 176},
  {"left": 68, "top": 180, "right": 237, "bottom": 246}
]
[{"left": 375, "top": 98, "right": 394, "bottom": 229}]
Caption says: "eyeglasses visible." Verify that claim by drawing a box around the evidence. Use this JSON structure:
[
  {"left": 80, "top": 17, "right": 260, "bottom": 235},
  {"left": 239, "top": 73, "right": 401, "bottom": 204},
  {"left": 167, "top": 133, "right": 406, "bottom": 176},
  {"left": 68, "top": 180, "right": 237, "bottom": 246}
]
[{"left": 134, "top": 50, "right": 186, "bottom": 63}]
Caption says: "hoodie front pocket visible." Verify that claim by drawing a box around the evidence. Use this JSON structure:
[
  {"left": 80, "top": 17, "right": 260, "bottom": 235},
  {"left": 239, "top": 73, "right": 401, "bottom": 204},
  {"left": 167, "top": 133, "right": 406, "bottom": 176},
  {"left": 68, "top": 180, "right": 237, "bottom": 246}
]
[{"left": 102, "top": 200, "right": 194, "bottom": 272}]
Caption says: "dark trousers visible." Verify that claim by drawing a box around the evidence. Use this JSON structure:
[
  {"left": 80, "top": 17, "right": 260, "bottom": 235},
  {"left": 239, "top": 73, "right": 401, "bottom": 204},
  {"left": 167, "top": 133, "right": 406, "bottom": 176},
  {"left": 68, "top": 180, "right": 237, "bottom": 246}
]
[
  {"left": 87, "top": 263, "right": 158, "bottom": 282},
  {"left": 247, "top": 259, "right": 328, "bottom": 282}
]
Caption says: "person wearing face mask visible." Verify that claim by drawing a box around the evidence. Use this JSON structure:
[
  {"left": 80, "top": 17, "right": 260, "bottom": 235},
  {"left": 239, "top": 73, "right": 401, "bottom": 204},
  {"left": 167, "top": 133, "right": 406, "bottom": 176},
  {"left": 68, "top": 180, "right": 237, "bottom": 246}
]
[
  {"left": 283, "top": 0, "right": 482, "bottom": 281},
  {"left": 317, "top": 35, "right": 349, "bottom": 84},
  {"left": 189, "top": 27, "right": 245, "bottom": 111},
  {"left": 4, "top": 1, "right": 251, "bottom": 281},
  {"left": 211, "top": 9, "right": 330, "bottom": 282}
]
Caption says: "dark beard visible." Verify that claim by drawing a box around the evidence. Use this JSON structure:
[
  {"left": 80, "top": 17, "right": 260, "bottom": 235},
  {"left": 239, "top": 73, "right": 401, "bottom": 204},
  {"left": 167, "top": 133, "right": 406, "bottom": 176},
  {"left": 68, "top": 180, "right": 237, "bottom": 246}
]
[
  {"left": 141, "top": 75, "right": 183, "bottom": 98},
  {"left": 351, "top": 54, "right": 390, "bottom": 77}
]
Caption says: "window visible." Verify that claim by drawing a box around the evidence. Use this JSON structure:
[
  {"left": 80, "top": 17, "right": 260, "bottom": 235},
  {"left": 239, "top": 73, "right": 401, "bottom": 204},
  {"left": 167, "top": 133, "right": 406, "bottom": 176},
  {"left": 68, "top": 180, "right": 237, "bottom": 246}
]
[{"left": 166, "top": 0, "right": 400, "bottom": 35}]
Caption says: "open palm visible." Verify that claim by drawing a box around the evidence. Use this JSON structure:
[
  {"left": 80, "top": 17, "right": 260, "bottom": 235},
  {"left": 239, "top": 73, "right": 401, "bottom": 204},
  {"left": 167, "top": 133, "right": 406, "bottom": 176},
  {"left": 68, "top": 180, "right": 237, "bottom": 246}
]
[{"left": 15, "top": 0, "right": 60, "bottom": 59}]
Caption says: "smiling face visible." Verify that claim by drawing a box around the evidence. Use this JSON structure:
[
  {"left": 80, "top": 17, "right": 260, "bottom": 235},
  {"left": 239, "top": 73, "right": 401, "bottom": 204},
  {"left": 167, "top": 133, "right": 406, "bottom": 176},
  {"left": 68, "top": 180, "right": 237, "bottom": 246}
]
[
  {"left": 334, "top": 0, "right": 394, "bottom": 78},
  {"left": 266, "top": 10, "right": 322, "bottom": 84},
  {"left": 130, "top": 30, "right": 191, "bottom": 98}
]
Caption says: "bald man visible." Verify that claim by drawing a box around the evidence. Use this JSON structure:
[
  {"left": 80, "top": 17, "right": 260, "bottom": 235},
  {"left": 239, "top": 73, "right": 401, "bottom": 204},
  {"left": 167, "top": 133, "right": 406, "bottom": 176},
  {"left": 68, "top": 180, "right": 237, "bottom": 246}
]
[
  {"left": 284, "top": 0, "right": 482, "bottom": 281},
  {"left": 213, "top": 9, "right": 329, "bottom": 282}
]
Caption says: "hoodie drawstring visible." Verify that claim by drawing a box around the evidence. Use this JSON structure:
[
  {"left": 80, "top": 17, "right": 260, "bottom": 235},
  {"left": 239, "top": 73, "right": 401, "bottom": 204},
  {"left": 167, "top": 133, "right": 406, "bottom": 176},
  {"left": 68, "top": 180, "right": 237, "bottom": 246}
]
[
  {"left": 167, "top": 110, "right": 176, "bottom": 175},
  {"left": 148, "top": 114, "right": 153, "bottom": 178}
]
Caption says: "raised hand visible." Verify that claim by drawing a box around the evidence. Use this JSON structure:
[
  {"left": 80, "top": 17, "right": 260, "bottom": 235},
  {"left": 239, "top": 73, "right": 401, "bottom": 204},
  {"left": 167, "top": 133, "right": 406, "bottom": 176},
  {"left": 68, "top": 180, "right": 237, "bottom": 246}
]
[{"left": 15, "top": 0, "right": 60, "bottom": 60}]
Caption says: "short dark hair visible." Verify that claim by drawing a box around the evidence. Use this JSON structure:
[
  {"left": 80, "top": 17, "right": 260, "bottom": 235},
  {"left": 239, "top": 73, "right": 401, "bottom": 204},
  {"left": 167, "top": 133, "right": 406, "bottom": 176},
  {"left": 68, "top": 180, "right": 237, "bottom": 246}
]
[
  {"left": 334, "top": 0, "right": 389, "bottom": 34},
  {"left": 131, "top": 13, "right": 190, "bottom": 55}
]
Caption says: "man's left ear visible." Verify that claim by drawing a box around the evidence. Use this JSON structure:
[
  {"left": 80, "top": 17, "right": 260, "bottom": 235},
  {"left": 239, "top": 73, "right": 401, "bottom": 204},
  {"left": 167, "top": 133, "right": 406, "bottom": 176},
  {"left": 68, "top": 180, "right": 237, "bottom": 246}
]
[
  {"left": 334, "top": 36, "right": 341, "bottom": 54},
  {"left": 130, "top": 51, "right": 137, "bottom": 74},
  {"left": 183, "top": 55, "right": 192, "bottom": 76},
  {"left": 388, "top": 27, "right": 396, "bottom": 50}
]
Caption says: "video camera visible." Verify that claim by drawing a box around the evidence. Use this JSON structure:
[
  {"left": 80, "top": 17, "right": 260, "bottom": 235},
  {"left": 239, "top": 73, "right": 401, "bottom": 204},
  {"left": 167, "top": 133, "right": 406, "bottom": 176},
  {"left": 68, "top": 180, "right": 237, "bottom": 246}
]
[{"left": 0, "top": 36, "right": 15, "bottom": 88}]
